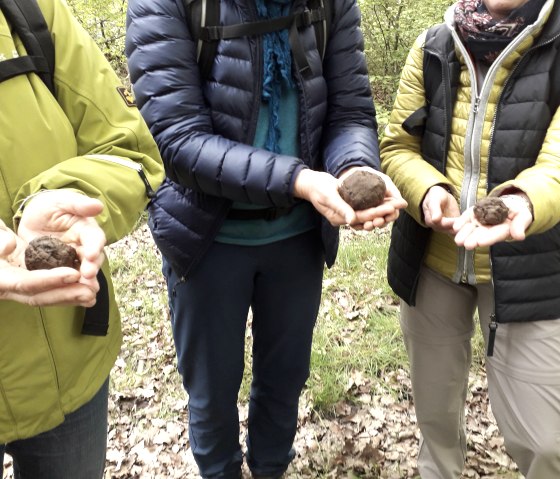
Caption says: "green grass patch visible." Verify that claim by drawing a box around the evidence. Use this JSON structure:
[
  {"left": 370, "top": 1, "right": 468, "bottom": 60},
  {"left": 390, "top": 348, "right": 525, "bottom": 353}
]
[{"left": 308, "top": 229, "right": 407, "bottom": 412}]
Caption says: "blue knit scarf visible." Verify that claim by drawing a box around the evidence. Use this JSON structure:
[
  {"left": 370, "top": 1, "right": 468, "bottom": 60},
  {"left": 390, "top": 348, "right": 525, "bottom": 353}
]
[{"left": 256, "top": 0, "right": 294, "bottom": 153}]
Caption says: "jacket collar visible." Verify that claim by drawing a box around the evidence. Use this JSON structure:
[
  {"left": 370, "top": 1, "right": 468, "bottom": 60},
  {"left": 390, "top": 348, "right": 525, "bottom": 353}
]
[
  {"left": 429, "top": 0, "right": 560, "bottom": 58},
  {"left": 535, "top": 0, "right": 560, "bottom": 44},
  {"left": 443, "top": 0, "right": 558, "bottom": 43}
]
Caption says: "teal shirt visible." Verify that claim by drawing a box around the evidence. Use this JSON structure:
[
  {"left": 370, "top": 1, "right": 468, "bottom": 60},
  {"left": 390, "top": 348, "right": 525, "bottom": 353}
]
[{"left": 215, "top": 79, "right": 317, "bottom": 245}]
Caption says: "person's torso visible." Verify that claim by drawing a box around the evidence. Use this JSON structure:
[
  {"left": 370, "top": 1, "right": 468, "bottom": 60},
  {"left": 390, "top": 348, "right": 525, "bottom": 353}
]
[
  {"left": 0, "top": 2, "right": 122, "bottom": 443},
  {"left": 422, "top": 2, "right": 560, "bottom": 285},
  {"left": 199, "top": 0, "right": 329, "bottom": 166}
]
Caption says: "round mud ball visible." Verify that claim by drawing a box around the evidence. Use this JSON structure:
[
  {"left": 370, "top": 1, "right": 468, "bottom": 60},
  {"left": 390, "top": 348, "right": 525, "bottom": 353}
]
[
  {"left": 338, "top": 170, "right": 387, "bottom": 210},
  {"left": 25, "top": 236, "right": 80, "bottom": 271},
  {"left": 473, "top": 197, "right": 509, "bottom": 226}
]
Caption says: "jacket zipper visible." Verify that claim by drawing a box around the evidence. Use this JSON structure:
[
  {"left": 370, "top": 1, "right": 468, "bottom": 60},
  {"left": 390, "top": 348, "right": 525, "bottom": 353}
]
[
  {"left": 248, "top": 40, "right": 263, "bottom": 143},
  {"left": 289, "top": 2, "right": 311, "bottom": 164},
  {"left": 246, "top": 2, "right": 263, "bottom": 144},
  {"left": 450, "top": 34, "right": 512, "bottom": 347},
  {"left": 449, "top": 29, "right": 481, "bottom": 285},
  {"left": 83, "top": 154, "right": 155, "bottom": 198},
  {"left": 40, "top": 309, "right": 61, "bottom": 390}
]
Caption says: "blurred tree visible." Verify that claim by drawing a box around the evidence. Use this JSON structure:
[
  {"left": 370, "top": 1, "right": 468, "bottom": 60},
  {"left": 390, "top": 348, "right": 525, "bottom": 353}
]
[
  {"left": 359, "top": 0, "right": 453, "bottom": 109},
  {"left": 66, "top": 0, "right": 452, "bottom": 105},
  {"left": 67, "top": 0, "right": 127, "bottom": 78}
]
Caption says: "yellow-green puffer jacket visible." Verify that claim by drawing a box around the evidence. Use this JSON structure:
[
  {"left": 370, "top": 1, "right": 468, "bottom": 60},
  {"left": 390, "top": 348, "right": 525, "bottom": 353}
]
[
  {"left": 0, "top": 0, "right": 164, "bottom": 443},
  {"left": 381, "top": 0, "right": 560, "bottom": 284}
]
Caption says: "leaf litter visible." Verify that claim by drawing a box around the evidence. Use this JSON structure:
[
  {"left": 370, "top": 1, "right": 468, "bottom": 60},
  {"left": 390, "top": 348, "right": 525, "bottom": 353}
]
[{"left": 2, "top": 224, "right": 520, "bottom": 479}]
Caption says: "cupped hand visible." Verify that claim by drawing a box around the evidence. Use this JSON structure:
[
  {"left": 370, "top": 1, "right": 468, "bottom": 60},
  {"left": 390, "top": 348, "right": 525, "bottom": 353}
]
[
  {"left": 0, "top": 219, "right": 96, "bottom": 307},
  {"left": 422, "top": 185, "right": 460, "bottom": 234},
  {"left": 454, "top": 195, "right": 533, "bottom": 250},
  {"left": 17, "top": 190, "right": 106, "bottom": 289},
  {"left": 293, "top": 169, "right": 357, "bottom": 226}
]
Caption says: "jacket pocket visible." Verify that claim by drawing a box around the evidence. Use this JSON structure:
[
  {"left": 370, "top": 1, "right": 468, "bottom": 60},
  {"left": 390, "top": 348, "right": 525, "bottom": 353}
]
[{"left": 402, "top": 105, "right": 429, "bottom": 137}]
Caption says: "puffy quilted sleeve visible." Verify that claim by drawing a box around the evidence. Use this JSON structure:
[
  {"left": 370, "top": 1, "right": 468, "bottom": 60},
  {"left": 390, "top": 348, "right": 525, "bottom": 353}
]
[
  {"left": 321, "top": 0, "right": 380, "bottom": 177},
  {"left": 126, "top": 0, "right": 305, "bottom": 207},
  {"left": 380, "top": 31, "right": 452, "bottom": 224}
]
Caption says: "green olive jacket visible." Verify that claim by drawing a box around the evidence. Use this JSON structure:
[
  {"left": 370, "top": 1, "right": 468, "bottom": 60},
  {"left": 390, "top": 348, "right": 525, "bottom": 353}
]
[{"left": 0, "top": 0, "right": 164, "bottom": 442}]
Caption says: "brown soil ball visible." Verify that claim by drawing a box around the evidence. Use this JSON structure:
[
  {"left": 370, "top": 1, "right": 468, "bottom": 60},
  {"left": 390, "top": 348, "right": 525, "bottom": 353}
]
[
  {"left": 473, "top": 197, "right": 509, "bottom": 226},
  {"left": 339, "top": 170, "right": 386, "bottom": 210},
  {"left": 25, "top": 236, "right": 80, "bottom": 271}
]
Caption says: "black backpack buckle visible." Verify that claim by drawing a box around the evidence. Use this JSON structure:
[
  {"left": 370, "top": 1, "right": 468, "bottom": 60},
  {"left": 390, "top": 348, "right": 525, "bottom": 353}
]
[
  {"left": 300, "top": 8, "right": 313, "bottom": 27},
  {"left": 299, "top": 7, "right": 324, "bottom": 27},
  {"left": 200, "top": 25, "right": 222, "bottom": 41}
]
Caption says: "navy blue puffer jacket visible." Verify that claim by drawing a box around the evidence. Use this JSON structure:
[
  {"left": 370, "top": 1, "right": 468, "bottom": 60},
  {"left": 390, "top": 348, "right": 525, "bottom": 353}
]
[{"left": 126, "top": 0, "right": 379, "bottom": 278}]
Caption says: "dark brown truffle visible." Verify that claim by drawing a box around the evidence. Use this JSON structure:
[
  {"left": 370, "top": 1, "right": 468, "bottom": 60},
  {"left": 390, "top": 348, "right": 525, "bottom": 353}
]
[
  {"left": 25, "top": 236, "right": 80, "bottom": 271},
  {"left": 473, "top": 197, "right": 509, "bottom": 226},
  {"left": 339, "top": 170, "right": 386, "bottom": 210}
]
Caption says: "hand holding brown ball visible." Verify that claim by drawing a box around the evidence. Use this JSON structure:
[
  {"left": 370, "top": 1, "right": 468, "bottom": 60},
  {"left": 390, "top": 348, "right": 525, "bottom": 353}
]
[{"left": 338, "top": 170, "right": 387, "bottom": 210}]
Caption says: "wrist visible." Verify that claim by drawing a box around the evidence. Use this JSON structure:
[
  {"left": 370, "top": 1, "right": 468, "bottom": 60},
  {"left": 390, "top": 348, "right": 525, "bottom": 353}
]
[
  {"left": 293, "top": 168, "right": 313, "bottom": 200},
  {"left": 433, "top": 183, "right": 453, "bottom": 195}
]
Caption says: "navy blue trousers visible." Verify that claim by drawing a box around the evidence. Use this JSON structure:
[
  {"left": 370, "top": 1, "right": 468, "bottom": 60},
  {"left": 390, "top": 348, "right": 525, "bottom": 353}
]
[{"left": 163, "top": 230, "right": 324, "bottom": 478}]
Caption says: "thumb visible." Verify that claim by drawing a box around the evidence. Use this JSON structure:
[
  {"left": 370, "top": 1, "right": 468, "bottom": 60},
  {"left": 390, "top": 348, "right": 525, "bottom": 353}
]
[
  {"left": 509, "top": 210, "right": 531, "bottom": 241},
  {"left": 65, "top": 196, "right": 104, "bottom": 218},
  {"left": 335, "top": 193, "right": 358, "bottom": 224},
  {"left": 425, "top": 194, "right": 443, "bottom": 223},
  {"left": 344, "top": 209, "right": 358, "bottom": 225},
  {"left": 0, "top": 229, "right": 17, "bottom": 257}
]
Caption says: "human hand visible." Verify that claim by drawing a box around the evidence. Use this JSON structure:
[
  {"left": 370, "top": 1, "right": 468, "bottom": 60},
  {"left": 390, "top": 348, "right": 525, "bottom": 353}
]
[
  {"left": 17, "top": 190, "right": 106, "bottom": 291},
  {"left": 338, "top": 167, "right": 408, "bottom": 231},
  {"left": 454, "top": 194, "right": 533, "bottom": 250},
  {"left": 293, "top": 169, "right": 357, "bottom": 226},
  {"left": 0, "top": 219, "right": 96, "bottom": 307},
  {"left": 422, "top": 185, "right": 461, "bottom": 234}
]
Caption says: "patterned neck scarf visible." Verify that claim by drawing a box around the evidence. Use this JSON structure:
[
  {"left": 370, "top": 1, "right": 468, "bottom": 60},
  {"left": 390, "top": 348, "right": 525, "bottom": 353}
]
[
  {"left": 256, "top": 0, "right": 294, "bottom": 153},
  {"left": 454, "top": 0, "right": 546, "bottom": 64}
]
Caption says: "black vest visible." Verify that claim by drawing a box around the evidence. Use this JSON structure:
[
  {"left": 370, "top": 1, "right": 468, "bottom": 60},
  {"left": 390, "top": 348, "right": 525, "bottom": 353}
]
[{"left": 388, "top": 4, "right": 560, "bottom": 324}]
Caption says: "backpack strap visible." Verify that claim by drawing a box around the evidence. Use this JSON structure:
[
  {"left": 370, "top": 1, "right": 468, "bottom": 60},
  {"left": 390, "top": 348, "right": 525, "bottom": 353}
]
[
  {"left": 0, "top": 0, "right": 55, "bottom": 95},
  {"left": 201, "top": 11, "right": 320, "bottom": 40},
  {"left": 183, "top": 0, "right": 220, "bottom": 81},
  {"left": 184, "top": 0, "right": 330, "bottom": 80},
  {"left": 312, "top": 0, "right": 330, "bottom": 61}
]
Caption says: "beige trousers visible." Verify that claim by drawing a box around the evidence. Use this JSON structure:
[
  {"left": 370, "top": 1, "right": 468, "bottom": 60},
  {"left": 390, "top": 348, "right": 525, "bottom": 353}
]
[{"left": 400, "top": 266, "right": 560, "bottom": 479}]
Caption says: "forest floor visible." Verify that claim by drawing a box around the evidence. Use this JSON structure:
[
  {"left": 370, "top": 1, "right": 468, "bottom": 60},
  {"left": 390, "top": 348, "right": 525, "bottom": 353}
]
[
  {"left": 3, "top": 225, "right": 521, "bottom": 479},
  {"left": 103, "top": 366, "right": 520, "bottom": 478},
  {"left": 101, "top": 225, "right": 520, "bottom": 479}
]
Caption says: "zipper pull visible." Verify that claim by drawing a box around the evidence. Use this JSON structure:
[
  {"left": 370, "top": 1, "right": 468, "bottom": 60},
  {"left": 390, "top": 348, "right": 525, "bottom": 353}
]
[
  {"left": 487, "top": 313, "right": 498, "bottom": 357},
  {"left": 473, "top": 96, "right": 480, "bottom": 114}
]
